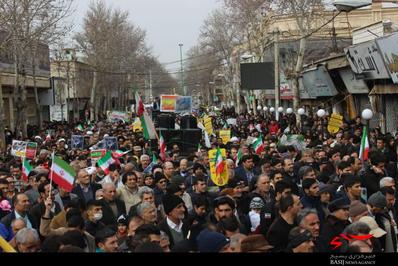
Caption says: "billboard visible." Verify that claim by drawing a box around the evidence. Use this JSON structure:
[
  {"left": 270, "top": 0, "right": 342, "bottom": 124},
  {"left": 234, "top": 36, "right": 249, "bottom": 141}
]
[{"left": 160, "top": 95, "right": 192, "bottom": 113}]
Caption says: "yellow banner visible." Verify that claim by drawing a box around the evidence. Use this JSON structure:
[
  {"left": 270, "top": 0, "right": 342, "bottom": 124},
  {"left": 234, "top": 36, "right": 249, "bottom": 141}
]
[
  {"left": 132, "top": 118, "right": 143, "bottom": 132},
  {"left": 208, "top": 149, "right": 228, "bottom": 186},
  {"left": 219, "top": 129, "right": 231, "bottom": 144},
  {"left": 327, "top": 113, "right": 343, "bottom": 134},
  {"left": 204, "top": 116, "right": 213, "bottom": 136}
]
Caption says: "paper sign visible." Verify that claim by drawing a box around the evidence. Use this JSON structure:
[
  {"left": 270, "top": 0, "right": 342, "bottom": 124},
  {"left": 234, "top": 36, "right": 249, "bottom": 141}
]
[
  {"left": 204, "top": 116, "right": 213, "bottom": 136},
  {"left": 219, "top": 130, "right": 231, "bottom": 144},
  {"left": 328, "top": 113, "right": 343, "bottom": 134},
  {"left": 25, "top": 142, "right": 37, "bottom": 159},
  {"left": 208, "top": 149, "right": 228, "bottom": 187},
  {"left": 105, "top": 137, "right": 118, "bottom": 151},
  {"left": 11, "top": 140, "right": 27, "bottom": 157},
  {"left": 71, "top": 135, "right": 84, "bottom": 149},
  {"left": 160, "top": 95, "right": 178, "bottom": 112}
]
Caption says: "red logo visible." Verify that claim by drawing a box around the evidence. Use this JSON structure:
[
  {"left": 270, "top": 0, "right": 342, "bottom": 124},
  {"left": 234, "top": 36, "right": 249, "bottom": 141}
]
[{"left": 330, "top": 234, "right": 373, "bottom": 250}]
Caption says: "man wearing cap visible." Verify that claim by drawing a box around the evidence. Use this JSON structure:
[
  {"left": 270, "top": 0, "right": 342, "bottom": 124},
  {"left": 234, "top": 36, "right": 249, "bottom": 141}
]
[
  {"left": 196, "top": 229, "right": 231, "bottom": 253},
  {"left": 158, "top": 193, "right": 189, "bottom": 248},
  {"left": 285, "top": 227, "right": 315, "bottom": 253},
  {"left": 349, "top": 200, "right": 369, "bottom": 222},
  {"left": 368, "top": 191, "right": 397, "bottom": 252},
  {"left": 319, "top": 198, "right": 351, "bottom": 252},
  {"left": 335, "top": 173, "right": 364, "bottom": 206}
]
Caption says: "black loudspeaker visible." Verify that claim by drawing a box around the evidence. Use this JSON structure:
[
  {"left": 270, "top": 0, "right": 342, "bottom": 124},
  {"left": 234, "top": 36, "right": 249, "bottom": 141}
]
[
  {"left": 180, "top": 115, "right": 197, "bottom": 129},
  {"left": 159, "top": 130, "right": 182, "bottom": 150},
  {"left": 158, "top": 114, "right": 175, "bottom": 129},
  {"left": 182, "top": 129, "right": 202, "bottom": 155}
]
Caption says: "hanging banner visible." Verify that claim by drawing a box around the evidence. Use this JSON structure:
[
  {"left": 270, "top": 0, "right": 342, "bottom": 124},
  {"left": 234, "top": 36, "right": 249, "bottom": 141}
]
[
  {"left": 107, "top": 111, "right": 131, "bottom": 123},
  {"left": 219, "top": 130, "right": 231, "bottom": 144},
  {"left": 208, "top": 149, "right": 228, "bottom": 187},
  {"left": 327, "top": 113, "right": 343, "bottom": 134}
]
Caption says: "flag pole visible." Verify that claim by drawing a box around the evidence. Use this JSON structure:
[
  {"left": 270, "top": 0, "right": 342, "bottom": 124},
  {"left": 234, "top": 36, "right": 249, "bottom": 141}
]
[{"left": 49, "top": 151, "right": 55, "bottom": 198}]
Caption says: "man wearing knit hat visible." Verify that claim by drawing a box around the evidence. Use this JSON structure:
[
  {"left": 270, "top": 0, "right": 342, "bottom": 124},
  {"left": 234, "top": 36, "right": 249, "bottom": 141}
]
[
  {"left": 319, "top": 198, "right": 351, "bottom": 252},
  {"left": 367, "top": 191, "right": 397, "bottom": 252},
  {"left": 196, "top": 229, "right": 230, "bottom": 252},
  {"left": 349, "top": 200, "right": 369, "bottom": 222},
  {"left": 158, "top": 194, "right": 189, "bottom": 249}
]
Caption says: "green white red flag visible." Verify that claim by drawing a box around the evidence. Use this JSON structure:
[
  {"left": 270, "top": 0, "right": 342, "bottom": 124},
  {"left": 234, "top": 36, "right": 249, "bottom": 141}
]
[
  {"left": 235, "top": 149, "right": 243, "bottom": 167},
  {"left": 22, "top": 158, "right": 32, "bottom": 182},
  {"left": 135, "top": 92, "right": 157, "bottom": 140},
  {"left": 215, "top": 148, "right": 225, "bottom": 176},
  {"left": 252, "top": 135, "right": 264, "bottom": 155},
  {"left": 98, "top": 151, "right": 116, "bottom": 175},
  {"left": 50, "top": 155, "right": 76, "bottom": 192},
  {"left": 112, "top": 150, "right": 130, "bottom": 158},
  {"left": 159, "top": 133, "right": 166, "bottom": 161},
  {"left": 359, "top": 126, "right": 369, "bottom": 161}
]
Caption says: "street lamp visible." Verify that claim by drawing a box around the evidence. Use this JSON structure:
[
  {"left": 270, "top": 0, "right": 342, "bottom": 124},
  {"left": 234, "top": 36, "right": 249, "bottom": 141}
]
[
  {"left": 286, "top": 108, "right": 293, "bottom": 114},
  {"left": 257, "top": 105, "right": 262, "bottom": 111},
  {"left": 270, "top": 107, "right": 275, "bottom": 113},
  {"left": 263, "top": 106, "right": 268, "bottom": 112},
  {"left": 278, "top": 107, "right": 284, "bottom": 113},
  {"left": 361, "top": 109, "right": 373, "bottom": 121},
  {"left": 298, "top": 108, "right": 305, "bottom": 116},
  {"left": 179, "top": 43, "right": 185, "bottom": 96},
  {"left": 317, "top": 109, "right": 326, "bottom": 118}
]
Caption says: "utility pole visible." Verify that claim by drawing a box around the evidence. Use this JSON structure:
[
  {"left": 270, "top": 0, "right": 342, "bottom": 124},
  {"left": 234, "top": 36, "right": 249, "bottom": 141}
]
[
  {"left": 149, "top": 69, "right": 153, "bottom": 102},
  {"left": 274, "top": 30, "right": 281, "bottom": 121},
  {"left": 179, "top": 43, "right": 186, "bottom": 95}
]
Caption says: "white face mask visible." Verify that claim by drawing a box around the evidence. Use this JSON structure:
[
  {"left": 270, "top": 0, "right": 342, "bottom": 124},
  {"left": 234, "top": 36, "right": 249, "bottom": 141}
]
[{"left": 93, "top": 212, "right": 103, "bottom": 221}]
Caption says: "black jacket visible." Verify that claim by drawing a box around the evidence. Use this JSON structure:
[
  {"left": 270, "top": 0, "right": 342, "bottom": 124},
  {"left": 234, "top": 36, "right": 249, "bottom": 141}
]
[
  {"left": 84, "top": 220, "right": 105, "bottom": 238},
  {"left": 319, "top": 214, "right": 351, "bottom": 252},
  {"left": 29, "top": 201, "right": 62, "bottom": 233},
  {"left": 99, "top": 198, "right": 127, "bottom": 226},
  {"left": 266, "top": 216, "right": 296, "bottom": 252},
  {"left": 158, "top": 218, "right": 190, "bottom": 248},
  {"left": 71, "top": 183, "right": 102, "bottom": 205},
  {"left": 0, "top": 211, "right": 37, "bottom": 230},
  {"left": 360, "top": 166, "right": 385, "bottom": 198}
]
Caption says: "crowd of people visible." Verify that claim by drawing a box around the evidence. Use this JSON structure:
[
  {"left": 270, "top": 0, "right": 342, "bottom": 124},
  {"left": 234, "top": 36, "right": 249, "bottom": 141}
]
[{"left": 0, "top": 106, "right": 398, "bottom": 253}]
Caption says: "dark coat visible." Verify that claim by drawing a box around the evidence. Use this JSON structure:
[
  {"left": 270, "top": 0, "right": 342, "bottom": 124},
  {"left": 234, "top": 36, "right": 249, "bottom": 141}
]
[
  {"left": 29, "top": 201, "right": 62, "bottom": 233},
  {"left": 71, "top": 183, "right": 102, "bottom": 205},
  {"left": 99, "top": 198, "right": 127, "bottom": 226},
  {"left": 360, "top": 166, "right": 385, "bottom": 198},
  {"left": 319, "top": 214, "right": 351, "bottom": 252},
  {"left": 158, "top": 218, "right": 190, "bottom": 248},
  {"left": 300, "top": 194, "right": 326, "bottom": 225},
  {"left": 266, "top": 216, "right": 296, "bottom": 252},
  {"left": 84, "top": 220, "right": 105, "bottom": 238},
  {"left": 234, "top": 166, "right": 260, "bottom": 187},
  {"left": 0, "top": 210, "right": 38, "bottom": 231}
]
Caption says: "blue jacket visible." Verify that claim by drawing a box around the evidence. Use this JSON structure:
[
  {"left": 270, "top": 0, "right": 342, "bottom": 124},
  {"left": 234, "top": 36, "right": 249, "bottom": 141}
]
[{"left": 0, "top": 222, "right": 11, "bottom": 241}]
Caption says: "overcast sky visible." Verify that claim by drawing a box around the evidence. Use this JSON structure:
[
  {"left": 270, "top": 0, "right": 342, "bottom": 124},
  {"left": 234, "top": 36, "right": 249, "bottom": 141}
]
[{"left": 70, "top": 0, "right": 221, "bottom": 69}]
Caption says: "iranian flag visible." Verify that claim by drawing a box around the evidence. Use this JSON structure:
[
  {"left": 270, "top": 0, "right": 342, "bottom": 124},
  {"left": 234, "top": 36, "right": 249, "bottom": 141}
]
[
  {"left": 159, "top": 133, "right": 166, "bottom": 161},
  {"left": 252, "top": 136, "right": 264, "bottom": 155},
  {"left": 359, "top": 126, "right": 369, "bottom": 161},
  {"left": 50, "top": 156, "right": 76, "bottom": 192},
  {"left": 76, "top": 124, "right": 84, "bottom": 131},
  {"left": 135, "top": 92, "right": 157, "bottom": 140},
  {"left": 112, "top": 150, "right": 130, "bottom": 159},
  {"left": 152, "top": 154, "right": 157, "bottom": 164},
  {"left": 235, "top": 149, "right": 243, "bottom": 167},
  {"left": 215, "top": 148, "right": 225, "bottom": 176},
  {"left": 22, "top": 158, "right": 32, "bottom": 182},
  {"left": 98, "top": 151, "right": 116, "bottom": 175}
]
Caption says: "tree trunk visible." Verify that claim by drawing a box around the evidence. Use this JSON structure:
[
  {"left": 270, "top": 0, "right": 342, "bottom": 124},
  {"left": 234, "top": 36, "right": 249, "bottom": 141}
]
[
  {"left": 90, "top": 70, "right": 97, "bottom": 121},
  {"left": 32, "top": 55, "right": 43, "bottom": 129},
  {"left": 292, "top": 37, "right": 307, "bottom": 113},
  {"left": 0, "top": 76, "right": 6, "bottom": 152}
]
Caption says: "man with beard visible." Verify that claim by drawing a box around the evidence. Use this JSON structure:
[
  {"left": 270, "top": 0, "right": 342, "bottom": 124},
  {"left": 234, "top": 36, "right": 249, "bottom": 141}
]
[
  {"left": 300, "top": 179, "right": 325, "bottom": 225},
  {"left": 158, "top": 193, "right": 189, "bottom": 248}
]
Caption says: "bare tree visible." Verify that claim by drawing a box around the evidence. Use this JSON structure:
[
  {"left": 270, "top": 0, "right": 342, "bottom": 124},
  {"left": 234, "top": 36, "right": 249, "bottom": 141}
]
[{"left": 0, "top": 0, "right": 74, "bottom": 138}]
